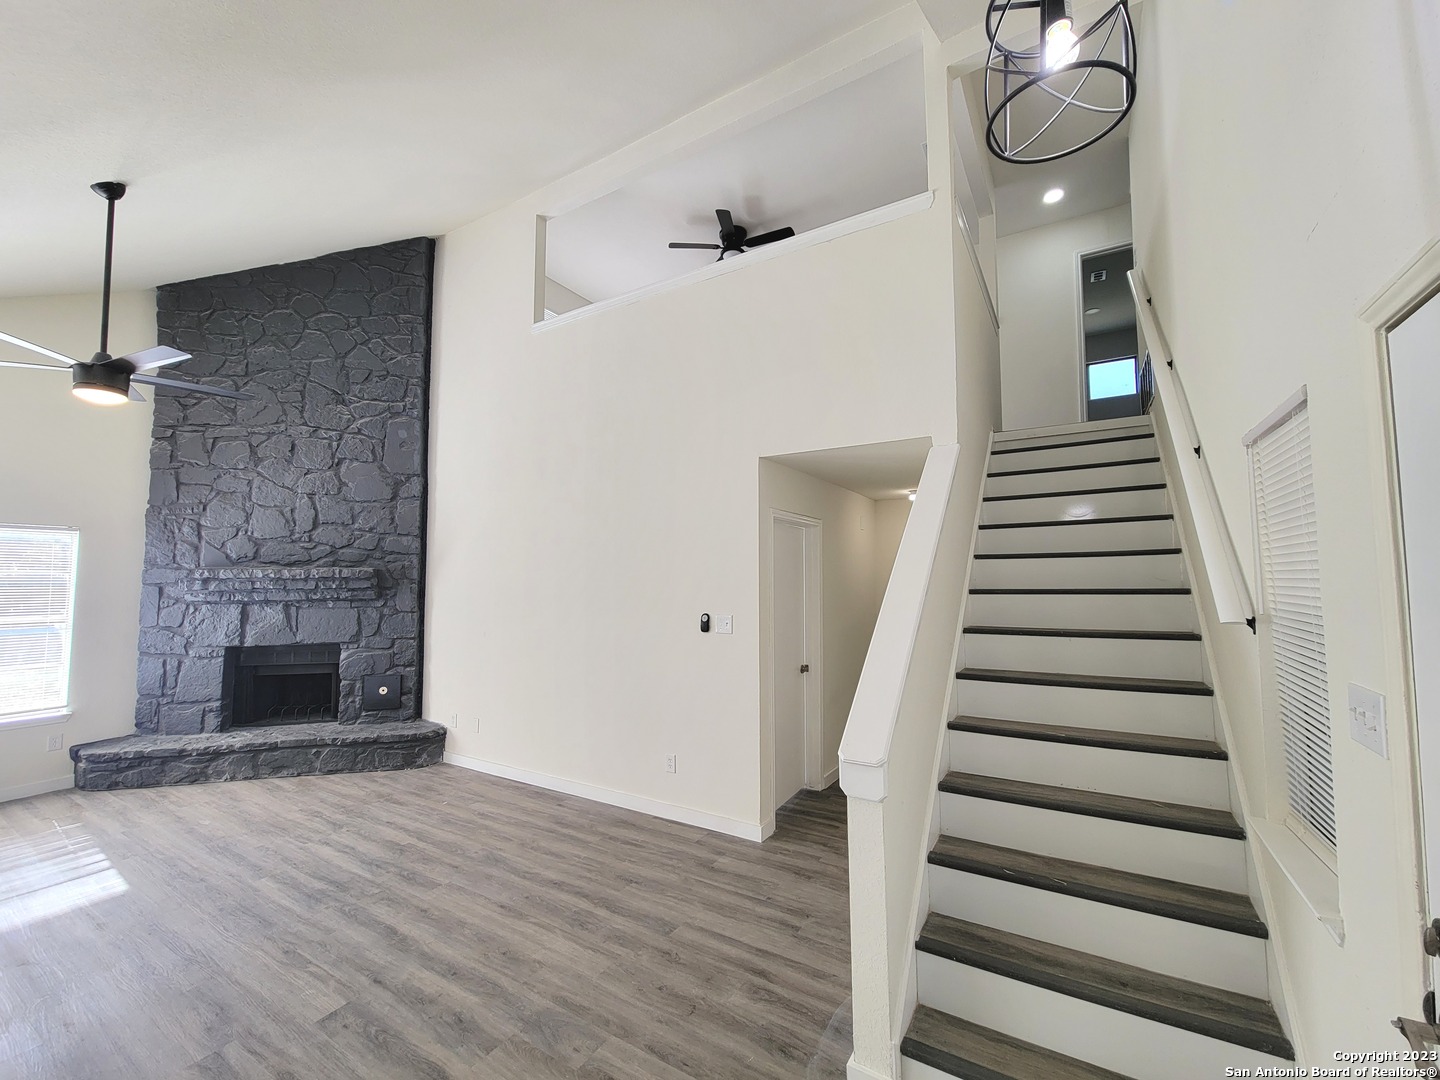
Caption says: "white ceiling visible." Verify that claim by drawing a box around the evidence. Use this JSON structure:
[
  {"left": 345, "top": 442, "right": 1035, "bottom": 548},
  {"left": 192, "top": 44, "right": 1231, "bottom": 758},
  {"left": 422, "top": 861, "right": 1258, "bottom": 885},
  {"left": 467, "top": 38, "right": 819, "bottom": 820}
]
[
  {"left": 0, "top": 0, "right": 906, "bottom": 298},
  {"left": 545, "top": 52, "right": 928, "bottom": 305},
  {"left": 767, "top": 436, "right": 932, "bottom": 501}
]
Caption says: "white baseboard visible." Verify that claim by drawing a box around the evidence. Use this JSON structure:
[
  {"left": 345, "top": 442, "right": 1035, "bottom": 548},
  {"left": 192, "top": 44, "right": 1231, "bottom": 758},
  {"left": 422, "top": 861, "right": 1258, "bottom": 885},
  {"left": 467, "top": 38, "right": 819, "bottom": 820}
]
[
  {"left": 847, "top": 1054, "right": 891, "bottom": 1080},
  {"left": 442, "top": 752, "right": 766, "bottom": 842},
  {"left": 824, "top": 764, "right": 840, "bottom": 788},
  {"left": 0, "top": 774, "right": 75, "bottom": 804}
]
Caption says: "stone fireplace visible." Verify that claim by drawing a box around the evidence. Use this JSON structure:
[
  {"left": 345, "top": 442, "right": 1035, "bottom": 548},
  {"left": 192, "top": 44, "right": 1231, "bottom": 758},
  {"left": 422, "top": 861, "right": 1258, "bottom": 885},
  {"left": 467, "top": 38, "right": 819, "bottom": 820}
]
[{"left": 71, "top": 237, "right": 445, "bottom": 790}]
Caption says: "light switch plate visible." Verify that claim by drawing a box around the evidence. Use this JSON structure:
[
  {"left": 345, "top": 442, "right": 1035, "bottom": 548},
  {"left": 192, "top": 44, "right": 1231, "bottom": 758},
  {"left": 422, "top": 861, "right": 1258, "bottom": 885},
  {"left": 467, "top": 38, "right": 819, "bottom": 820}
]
[
  {"left": 1348, "top": 683, "right": 1387, "bottom": 758},
  {"left": 716, "top": 614, "right": 733, "bottom": 635}
]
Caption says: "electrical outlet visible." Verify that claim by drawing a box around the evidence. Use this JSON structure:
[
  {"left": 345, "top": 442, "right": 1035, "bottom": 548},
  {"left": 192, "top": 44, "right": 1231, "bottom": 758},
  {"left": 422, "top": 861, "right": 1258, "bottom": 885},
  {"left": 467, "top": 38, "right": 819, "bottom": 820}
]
[
  {"left": 449, "top": 712, "right": 459, "bottom": 728},
  {"left": 46, "top": 733, "right": 62, "bottom": 752},
  {"left": 471, "top": 716, "right": 481, "bottom": 733},
  {"left": 665, "top": 754, "right": 677, "bottom": 774}
]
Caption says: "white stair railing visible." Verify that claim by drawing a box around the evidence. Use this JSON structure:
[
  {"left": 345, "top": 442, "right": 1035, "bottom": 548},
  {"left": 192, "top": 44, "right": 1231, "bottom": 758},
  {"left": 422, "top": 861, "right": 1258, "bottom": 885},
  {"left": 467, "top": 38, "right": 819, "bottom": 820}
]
[{"left": 1128, "top": 267, "right": 1256, "bottom": 628}]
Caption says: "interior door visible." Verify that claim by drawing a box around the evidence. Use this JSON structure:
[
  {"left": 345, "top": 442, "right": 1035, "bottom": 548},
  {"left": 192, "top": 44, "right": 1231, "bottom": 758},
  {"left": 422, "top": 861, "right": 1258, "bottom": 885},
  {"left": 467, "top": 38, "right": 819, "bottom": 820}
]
[
  {"left": 1387, "top": 289, "right": 1440, "bottom": 997},
  {"left": 773, "top": 520, "right": 808, "bottom": 809}
]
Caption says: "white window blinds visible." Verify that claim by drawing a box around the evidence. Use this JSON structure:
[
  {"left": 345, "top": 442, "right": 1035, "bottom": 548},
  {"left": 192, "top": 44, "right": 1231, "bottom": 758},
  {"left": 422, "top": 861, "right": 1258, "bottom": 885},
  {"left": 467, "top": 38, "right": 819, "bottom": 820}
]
[
  {"left": 0, "top": 526, "right": 79, "bottom": 720},
  {"left": 1249, "top": 398, "right": 1335, "bottom": 849}
]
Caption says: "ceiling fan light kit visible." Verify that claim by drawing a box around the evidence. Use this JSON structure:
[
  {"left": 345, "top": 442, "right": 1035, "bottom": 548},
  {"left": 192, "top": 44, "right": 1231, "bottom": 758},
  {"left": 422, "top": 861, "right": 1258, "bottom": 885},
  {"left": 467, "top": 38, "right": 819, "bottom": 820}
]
[
  {"left": 0, "top": 182, "right": 253, "bottom": 407},
  {"left": 984, "top": 0, "right": 1137, "bottom": 165}
]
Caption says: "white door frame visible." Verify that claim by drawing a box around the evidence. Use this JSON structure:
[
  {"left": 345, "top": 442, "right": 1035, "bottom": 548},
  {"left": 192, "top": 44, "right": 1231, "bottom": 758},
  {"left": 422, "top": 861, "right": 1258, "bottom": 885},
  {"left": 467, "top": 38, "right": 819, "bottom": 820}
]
[
  {"left": 768, "top": 509, "right": 824, "bottom": 820},
  {"left": 1359, "top": 234, "right": 1440, "bottom": 1005},
  {"left": 1075, "top": 241, "right": 1137, "bottom": 421}
]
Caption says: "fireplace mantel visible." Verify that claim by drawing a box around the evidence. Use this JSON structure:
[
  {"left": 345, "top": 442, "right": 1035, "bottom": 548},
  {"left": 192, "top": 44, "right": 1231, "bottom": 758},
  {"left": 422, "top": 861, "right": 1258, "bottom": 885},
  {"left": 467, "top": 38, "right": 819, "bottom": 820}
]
[{"left": 183, "top": 566, "right": 379, "bottom": 603}]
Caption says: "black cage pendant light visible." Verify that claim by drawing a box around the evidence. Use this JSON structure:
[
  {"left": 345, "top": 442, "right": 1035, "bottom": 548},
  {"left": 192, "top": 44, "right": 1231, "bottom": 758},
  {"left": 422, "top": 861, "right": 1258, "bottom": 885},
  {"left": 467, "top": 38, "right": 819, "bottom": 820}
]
[{"left": 984, "top": 0, "right": 1136, "bottom": 165}]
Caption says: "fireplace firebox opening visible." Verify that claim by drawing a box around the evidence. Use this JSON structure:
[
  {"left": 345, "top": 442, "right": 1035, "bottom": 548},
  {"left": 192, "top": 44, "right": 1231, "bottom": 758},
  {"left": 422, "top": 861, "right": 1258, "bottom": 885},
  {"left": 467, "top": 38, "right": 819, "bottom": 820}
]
[{"left": 222, "top": 644, "right": 341, "bottom": 729}]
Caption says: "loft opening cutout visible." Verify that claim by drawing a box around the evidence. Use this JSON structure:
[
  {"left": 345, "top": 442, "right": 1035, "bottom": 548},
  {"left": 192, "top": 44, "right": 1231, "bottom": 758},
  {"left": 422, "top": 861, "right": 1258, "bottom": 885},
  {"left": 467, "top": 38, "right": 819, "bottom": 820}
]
[{"left": 538, "top": 50, "right": 927, "bottom": 321}]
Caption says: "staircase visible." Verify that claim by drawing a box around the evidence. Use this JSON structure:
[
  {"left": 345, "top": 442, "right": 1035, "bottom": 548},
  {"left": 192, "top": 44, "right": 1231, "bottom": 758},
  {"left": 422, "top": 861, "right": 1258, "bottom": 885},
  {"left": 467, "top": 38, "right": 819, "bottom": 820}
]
[{"left": 899, "top": 417, "right": 1296, "bottom": 1079}]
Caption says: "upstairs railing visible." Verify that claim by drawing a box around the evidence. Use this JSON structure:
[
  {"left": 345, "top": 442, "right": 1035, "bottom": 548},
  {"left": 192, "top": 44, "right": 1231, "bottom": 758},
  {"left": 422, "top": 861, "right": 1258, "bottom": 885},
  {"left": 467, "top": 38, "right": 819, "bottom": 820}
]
[{"left": 1128, "top": 268, "right": 1256, "bottom": 629}]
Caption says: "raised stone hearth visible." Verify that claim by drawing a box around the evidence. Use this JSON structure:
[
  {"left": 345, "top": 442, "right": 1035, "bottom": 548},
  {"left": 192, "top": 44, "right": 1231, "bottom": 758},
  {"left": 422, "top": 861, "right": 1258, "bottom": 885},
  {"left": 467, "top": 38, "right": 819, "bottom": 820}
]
[{"left": 71, "top": 720, "right": 446, "bottom": 791}]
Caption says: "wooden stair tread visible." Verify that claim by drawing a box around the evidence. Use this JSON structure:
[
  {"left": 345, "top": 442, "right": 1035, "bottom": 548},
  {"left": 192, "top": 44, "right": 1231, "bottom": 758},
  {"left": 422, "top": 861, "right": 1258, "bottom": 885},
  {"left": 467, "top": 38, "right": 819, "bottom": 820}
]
[
  {"left": 903, "top": 1006, "right": 1137, "bottom": 1080},
  {"left": 938, "top": 772, "right": 1245, "bottom": 839},
  {"left": 990, "top": 431, "right": 1155, "bottom": 456},
  {"left": 915, "top": 914, "right": 1293, "bottom": 1059},
  {"left": 984, "top": 483, "right": 1166, "bottom": 503},
  {"left": 948, "top": 715, "right": 1224, "bottom": 758},
  {"left": 988, "top": 456, "right": 1161, "bottom": 478},
  {"left": 969, "top": 587, "right": 1191, "bottom": 595},
  {"left": 973, "top": 548, "right": 1181, "bottom": 560},
  {"left": 956, "top": 667, "right": 1214, "bottom": 696},
  {"left": 963, "top": 625, "right": 1201, "bottom": 641},
  {"left": 979, "top": 514, "right": 1173, "bottom": 529},
  {"left": 929, "top": 836, "right": 1265, "bottom": 937}
]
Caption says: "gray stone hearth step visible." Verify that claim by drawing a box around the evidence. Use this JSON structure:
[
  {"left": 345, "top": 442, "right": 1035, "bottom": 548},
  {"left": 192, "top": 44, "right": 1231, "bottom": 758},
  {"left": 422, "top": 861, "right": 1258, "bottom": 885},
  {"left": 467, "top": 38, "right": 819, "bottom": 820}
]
[{"left": 71, "top": 720, "right": 446, "bottom": 791}]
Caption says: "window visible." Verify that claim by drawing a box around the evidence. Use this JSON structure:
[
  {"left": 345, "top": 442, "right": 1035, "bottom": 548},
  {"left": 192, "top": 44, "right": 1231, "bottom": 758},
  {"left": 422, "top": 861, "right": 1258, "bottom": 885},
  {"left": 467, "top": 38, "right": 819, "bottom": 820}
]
[
  {"left": 1086, "top": 356, "right": 1139, "bottom": 399},
  {"left": 1246, "top": 391, "right": 1335, "bottom": 851},
  {"left": 0, "top": 525, "right": 79, "bottom": 721}
]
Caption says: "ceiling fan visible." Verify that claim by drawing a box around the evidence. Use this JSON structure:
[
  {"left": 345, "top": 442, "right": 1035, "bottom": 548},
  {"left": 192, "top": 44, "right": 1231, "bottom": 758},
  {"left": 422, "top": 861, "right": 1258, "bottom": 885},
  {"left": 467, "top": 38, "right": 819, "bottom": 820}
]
[
  {"left": 668, "top": 209, "right": 795, "bottom": 262},
  {"left": 0, "top": 182, "right": 251, "bottom": 406}
]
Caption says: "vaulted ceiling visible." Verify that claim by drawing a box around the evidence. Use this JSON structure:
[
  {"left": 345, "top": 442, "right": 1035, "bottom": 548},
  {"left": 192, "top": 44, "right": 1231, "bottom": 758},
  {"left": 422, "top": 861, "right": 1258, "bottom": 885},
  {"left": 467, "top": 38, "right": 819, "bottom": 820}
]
[{"left": 0, "top": 0, "right": 905, "bottom": 297}]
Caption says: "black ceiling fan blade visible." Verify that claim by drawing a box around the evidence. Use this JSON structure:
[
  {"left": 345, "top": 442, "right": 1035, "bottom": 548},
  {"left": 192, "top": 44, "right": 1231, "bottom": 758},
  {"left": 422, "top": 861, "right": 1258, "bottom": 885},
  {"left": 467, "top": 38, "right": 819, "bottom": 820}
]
[
  {"left": 0, "top": 357, "right": 71, "bottom": 372},
  {"left": 0, "top": 330, "right": 83, "bottom": 366},
  {"left": 715, "top": 208, "right": 736, "bottom": 239},
  {"left": 669, "top": 242, "right": 722, "bottom": 250},
  {"left": 744, "top": 227, "right": 796, "bottom": 248},
  {"left": 120, "top": 345, "right": 191, "bottom": 371},
  {"left": 131, "top": 373, "right": 253, "bottom": 400}
]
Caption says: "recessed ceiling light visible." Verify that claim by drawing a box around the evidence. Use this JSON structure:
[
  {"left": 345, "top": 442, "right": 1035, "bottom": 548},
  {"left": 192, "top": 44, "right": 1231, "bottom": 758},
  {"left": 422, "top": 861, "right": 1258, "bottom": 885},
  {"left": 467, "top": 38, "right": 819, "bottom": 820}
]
[
  {"left": 1085, "top": 307, "right": 1101, "bottom": 315},
  {"left": 1043, "top": 188, "right": 1065, "bottom": 205},
  {"left": 907, "top": 490, "right": 917, "bottom": 502}
]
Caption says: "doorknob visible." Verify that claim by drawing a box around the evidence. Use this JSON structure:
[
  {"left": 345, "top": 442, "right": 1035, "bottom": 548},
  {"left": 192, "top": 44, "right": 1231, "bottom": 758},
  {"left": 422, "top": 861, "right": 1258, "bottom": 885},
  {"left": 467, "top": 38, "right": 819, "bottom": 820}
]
[
  {"left": 799, "top": 664, "right": 810, "bottom": 674},
  {"left": 1425, "top": 918, "right": 1440, "bottom": 958}
]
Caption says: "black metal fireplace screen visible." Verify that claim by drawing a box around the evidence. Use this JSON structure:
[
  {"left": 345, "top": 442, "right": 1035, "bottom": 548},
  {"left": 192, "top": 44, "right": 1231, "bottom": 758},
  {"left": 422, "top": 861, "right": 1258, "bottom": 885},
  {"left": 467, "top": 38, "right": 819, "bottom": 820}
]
[{"left": 221, "top": 643, "right": 340, "bottom": 728}]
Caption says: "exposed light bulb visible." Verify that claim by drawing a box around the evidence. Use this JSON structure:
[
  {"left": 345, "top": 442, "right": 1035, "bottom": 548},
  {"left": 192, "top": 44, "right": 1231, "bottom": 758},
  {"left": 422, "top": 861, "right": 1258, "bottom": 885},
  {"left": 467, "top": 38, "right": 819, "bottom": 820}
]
[
  {"left": 1043, "top": 188, "right": 1065, "bottom": 205},
  {"left": 72, "top": 384, "right": 128, "bottom": 406},
  {"left": 1045, "top": 17, "right": 1080, "bottom": 70}
]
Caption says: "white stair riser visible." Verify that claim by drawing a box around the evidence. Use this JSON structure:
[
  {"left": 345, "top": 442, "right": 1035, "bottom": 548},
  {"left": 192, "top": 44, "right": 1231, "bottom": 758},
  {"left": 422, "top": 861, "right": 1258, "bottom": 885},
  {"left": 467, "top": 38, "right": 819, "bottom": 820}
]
[
  {"left": 993, "top": 420, "right": 1152, "bottom": 451},
  {"left": 965, "top": 591, "right": 1199, "bottom": 632},
  {"left": 985, "top": 460, "right": 1164, "bottom": 498},
  {"left": 992, "top": 435, "right": 1158, "bottom": 471},
  {"left": 939, "top": 792, "right": 1247, "bottom": 892},
  {"left": 915, "top": 952, "right": 1294, "bottom": 1080},
  {"left": 962, "top": 633, "right": 1204, "bottom": 682},
  {"left": 970, "top": 553, "right": 1187, "bottom": 590},
  {"left": 948, "top": 731, "right": 1231, "bottom": 809},
  {"left": 976, "top": 518, "right": 1176, "bottom": 554},
  {"left": 955, "top": 678, "right": 1215, "bottom": 739},
  {"left": 900, "top": 1057, "right": 951, "bottom": 1080},
  {"left": 926, "top": 864, "right": 1268, "bottom": 996},
  {"left": 981, "top": 487, "right": 1169, "bottom": 525}
]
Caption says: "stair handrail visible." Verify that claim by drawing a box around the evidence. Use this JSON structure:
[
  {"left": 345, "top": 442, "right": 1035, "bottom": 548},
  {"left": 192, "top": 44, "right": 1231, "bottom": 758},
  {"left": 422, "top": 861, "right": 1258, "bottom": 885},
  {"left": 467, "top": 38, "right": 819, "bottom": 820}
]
[{"left": 1127, "top": 267, "right": 1256, "bottom": 628}]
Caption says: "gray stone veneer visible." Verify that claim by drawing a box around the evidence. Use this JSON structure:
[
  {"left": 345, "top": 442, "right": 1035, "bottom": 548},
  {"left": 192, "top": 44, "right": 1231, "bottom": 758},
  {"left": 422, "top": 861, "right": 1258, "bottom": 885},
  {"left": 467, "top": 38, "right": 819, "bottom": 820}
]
[{"left": 136, "top": 238, "right": 434, "bottom": 734}]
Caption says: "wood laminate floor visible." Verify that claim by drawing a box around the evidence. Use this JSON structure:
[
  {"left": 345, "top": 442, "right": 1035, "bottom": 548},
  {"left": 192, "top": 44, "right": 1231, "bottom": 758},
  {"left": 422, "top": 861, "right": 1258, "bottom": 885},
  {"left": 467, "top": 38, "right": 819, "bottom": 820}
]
[{"left": 0, "top": 766, "right": 851, "bottom": 1080}]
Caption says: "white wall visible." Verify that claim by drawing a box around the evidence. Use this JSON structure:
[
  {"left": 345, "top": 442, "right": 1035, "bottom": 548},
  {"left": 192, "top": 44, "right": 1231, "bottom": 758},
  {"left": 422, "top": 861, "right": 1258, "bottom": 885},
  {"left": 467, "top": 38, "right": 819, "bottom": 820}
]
[
  {"left": 0, "top": 292, "right": 156, "bottom": 801},
  {"left": 997, "top": 204, "right": 1132, "bottom": 430},
  {"left": 425, "top": 12, "right": 1000, "bottom": 838},
  {"left": 1129, "top": 0, "right": 1440, "bottom": 1061},
  {"left": 758, "top": 461, "right": 888, "bottom": 804},
  {"left": 873, "top": 498, "right": 911, "bottom": 605}
]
